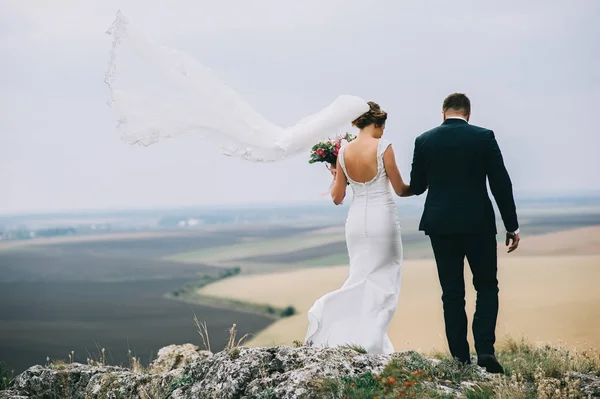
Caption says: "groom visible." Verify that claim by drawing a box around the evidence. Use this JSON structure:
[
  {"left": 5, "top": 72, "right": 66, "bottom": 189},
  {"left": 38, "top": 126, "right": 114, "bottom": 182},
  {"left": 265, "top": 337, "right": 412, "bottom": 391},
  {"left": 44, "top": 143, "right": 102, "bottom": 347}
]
[{"left": 409, "top": 93, "right": 520, "bottom": 374}]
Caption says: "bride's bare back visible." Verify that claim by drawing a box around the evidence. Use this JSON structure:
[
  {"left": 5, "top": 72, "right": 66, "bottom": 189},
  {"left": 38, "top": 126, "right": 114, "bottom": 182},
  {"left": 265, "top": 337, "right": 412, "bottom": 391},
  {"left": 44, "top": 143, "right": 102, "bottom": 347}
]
[
  {"left": 342, "top": 139, "right": 380, "bottom": 183},
  {"left": 330, "top": 101, "right": 412, "bottom": 205}
]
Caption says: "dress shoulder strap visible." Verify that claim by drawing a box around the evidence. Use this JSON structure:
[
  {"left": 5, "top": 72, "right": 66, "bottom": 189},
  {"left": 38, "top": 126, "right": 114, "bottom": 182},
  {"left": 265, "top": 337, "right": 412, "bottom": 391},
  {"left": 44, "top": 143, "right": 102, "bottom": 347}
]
[
  {"left": 378, "top": 138, "right": 392, "bottom": 158},
  {"left": 338, "top": 144, "right": 349, "bottom": 178},
  {"left": 377, "top": 139, "right": 392, "bottom": 175}
]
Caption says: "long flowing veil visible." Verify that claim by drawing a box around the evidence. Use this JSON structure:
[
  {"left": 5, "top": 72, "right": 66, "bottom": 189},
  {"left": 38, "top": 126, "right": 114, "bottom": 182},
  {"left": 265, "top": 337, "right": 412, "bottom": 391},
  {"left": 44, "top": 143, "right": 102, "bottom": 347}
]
[{"left": 104, "top": 11, "right": 369, "bottom": 162}]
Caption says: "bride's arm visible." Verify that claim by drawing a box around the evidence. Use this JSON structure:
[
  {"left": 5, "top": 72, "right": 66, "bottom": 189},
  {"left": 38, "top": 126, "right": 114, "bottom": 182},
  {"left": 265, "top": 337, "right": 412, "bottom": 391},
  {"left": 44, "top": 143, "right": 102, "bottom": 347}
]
[
  {"left": 383, "top": 145, "right": 413, "bottom": 197},
  {"left": 331, "top": 157, "right": 347, "bottom": 205}
]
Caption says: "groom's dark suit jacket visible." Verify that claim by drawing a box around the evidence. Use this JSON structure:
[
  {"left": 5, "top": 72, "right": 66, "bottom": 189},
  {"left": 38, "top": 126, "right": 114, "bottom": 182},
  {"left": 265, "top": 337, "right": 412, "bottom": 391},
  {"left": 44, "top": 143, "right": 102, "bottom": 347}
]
[{"left": 410, "top": 118, "right": 519, "bottom": 235}]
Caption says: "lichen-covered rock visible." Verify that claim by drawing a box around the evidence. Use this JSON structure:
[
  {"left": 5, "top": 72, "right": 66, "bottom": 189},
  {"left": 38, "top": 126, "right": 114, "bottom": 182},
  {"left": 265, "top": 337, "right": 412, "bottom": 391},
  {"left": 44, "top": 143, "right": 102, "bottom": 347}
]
[
  {"left": 149, "top": 343, "right": 211, "bottom": 375},
  {"left": 12, "top": 363, "right": 124, "bottom": 399},
  {"left": 2, "top": 345, "right": 599, "bottom": 399},
  {"left": 87, "top": 370, "right": 173, "bottom": 399},
  {"left": 0, "top": 390, "right": 28, "bottom": 398},
  {"left": 0, "top": 346, "right": 392, "bottom": 399},
  {"left": 185, "top": 346, "right": 389, "bottom": 398},
  {"left": 9, "top": 363, "right": 173, "bottom": 399},
  {"left": 573, "top": 372, "right": 600, "bottom": 398},
  {"left": 249, "top": 346, "right": 389, "bottom": 399}
]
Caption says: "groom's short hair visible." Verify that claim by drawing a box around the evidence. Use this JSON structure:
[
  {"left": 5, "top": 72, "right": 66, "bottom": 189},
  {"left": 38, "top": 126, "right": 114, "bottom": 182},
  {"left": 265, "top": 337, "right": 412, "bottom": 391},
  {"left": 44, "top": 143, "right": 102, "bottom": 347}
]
[{"left": 443, "top": 93, "right": 471, "bottom": 116}]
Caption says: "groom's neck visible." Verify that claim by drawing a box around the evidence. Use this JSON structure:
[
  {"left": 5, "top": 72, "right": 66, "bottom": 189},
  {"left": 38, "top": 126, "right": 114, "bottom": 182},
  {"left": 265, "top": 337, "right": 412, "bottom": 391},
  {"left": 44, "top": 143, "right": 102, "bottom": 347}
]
[{"left": 443, "top": 112, "right": 469, "bottom": 122}]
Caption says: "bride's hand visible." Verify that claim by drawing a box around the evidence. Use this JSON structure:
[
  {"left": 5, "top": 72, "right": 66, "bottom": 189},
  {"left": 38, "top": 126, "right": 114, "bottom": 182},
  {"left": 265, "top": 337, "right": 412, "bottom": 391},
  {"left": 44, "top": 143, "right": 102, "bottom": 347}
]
[
  {"left": 327, "top": 164, "right": 337, "bottom": 178},
  {"left": 329, "top": 161, "right": 347, "bottom": 205}
]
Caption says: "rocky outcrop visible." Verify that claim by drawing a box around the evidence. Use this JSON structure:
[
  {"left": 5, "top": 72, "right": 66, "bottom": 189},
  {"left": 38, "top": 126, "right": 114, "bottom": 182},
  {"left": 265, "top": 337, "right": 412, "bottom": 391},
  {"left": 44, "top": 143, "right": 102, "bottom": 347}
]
[
  {"left": 149, "top": 344, "right": 212, "bottom": 376},
  {"left": 1, "top": 344, "right": 599, "bottom": 398},
  {"left": 0, "top": 345, "right": 389, "bottom": 399}
]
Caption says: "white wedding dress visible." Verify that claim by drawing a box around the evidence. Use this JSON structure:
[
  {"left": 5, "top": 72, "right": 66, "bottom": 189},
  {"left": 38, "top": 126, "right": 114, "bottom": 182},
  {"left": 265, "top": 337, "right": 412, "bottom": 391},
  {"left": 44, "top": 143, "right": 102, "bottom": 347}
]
[{"left": 305, "top": 139, "right": 403, "bottom": 354}]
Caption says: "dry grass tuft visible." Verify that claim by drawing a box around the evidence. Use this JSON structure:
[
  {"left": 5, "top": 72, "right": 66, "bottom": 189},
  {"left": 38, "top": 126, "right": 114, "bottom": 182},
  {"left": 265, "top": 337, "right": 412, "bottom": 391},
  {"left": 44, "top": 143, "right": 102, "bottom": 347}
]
[
  {"left": 193, "top": 313, "right": 211, "bottom": 352},
  {"left": 225, "top": 323, "right": 253, "bottom": 351}
]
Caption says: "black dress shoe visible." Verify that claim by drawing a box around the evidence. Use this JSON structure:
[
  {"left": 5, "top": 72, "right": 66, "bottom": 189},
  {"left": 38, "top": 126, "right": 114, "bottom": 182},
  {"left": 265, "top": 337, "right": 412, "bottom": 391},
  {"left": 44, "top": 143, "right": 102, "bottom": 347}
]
[{"left": 477, "top": 354, "right": 504, "bottom": 374}]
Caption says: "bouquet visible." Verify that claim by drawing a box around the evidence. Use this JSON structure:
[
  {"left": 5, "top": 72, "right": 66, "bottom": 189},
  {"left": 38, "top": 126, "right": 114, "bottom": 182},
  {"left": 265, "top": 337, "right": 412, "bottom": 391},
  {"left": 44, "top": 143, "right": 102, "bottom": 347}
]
[
  {"left": 309, "top": 133, "right": 357, "bottom": 195},
  {"left": 308, "top": 132, "right": 356, "bottom": 168}
]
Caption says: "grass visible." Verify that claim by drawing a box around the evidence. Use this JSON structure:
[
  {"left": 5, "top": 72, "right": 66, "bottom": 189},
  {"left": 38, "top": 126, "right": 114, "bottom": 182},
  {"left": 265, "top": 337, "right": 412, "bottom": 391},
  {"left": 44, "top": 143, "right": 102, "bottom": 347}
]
[
  {"left": 193, "top": 317, "right": 251, "bottom": 360},
  {"left": 316, "top": 339, "right": 600, "bottom": 399},
  {"left": 0, "top": 361, "right": 14, "bottom": 390},
  {"left": 316, "top": 354, "right": 473, "bottom": 398},
  {"left": 169, "top": 374, "right": 194, "bottom": 393},
  {"left": 341, "top": 344, "right": 368, "bottom": 354},
  {"left": 498, "top": 337, "right": 600, "bottom": 380},
  {"left": 254, "top": 388, "right": 277, "bottom": 399},
  {"left": 193, "top": 315, "right": 211, "bottom": 352}
]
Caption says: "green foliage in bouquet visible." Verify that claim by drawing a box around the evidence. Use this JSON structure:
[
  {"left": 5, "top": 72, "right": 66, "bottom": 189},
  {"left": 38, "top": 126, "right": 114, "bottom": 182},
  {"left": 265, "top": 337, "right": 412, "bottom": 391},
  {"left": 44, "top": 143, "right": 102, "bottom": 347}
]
[{"left": 308, "top": 133, "right": 356, "bottom": 165}]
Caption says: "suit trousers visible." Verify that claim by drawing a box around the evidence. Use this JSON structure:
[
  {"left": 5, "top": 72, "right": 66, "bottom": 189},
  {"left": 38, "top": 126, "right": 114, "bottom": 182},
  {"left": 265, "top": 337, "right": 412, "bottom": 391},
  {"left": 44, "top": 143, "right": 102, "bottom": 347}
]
[{"left": 429, "top": 233, "right": 499, "bottom": 361}]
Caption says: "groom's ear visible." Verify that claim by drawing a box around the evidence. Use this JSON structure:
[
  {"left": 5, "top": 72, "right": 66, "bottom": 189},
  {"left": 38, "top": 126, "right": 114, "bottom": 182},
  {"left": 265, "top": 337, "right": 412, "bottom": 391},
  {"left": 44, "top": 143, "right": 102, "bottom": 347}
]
[{"left": 466, "top": 113, "right": 471, "bottom": 122}]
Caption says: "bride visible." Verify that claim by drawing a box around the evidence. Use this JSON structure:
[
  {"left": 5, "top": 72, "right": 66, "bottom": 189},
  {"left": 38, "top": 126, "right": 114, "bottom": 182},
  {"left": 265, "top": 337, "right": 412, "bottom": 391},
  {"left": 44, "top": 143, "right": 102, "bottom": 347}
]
[
  {"left": 105, "top": 12, "right": 411, "bottom": 354},
  {"left": 305, "top": 102, "right": 412, "bottom": 354}
]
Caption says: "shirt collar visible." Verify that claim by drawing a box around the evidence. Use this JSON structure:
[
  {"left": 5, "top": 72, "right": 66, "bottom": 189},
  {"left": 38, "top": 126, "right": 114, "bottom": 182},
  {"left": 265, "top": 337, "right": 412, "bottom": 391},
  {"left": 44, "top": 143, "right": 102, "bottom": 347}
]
[{"left": 445, "top": 116, "right": 467, "bottom": 122}]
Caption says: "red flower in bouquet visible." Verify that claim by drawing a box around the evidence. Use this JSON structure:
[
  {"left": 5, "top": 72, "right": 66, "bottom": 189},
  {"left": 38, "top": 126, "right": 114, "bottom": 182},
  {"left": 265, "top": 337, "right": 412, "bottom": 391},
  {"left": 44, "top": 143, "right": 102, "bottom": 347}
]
[
  {"left": 308, "top": 133, "right": 356, "bottom": 165},
  {"left": 333, "top": 144, "right": 340, "bottom": 156}
]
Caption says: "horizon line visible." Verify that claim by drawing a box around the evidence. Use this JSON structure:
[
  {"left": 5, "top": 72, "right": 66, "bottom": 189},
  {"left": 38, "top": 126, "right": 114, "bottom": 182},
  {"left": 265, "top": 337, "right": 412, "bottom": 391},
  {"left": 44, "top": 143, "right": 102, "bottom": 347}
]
[{"left": 1, "top": 190, "right": 599, "bottom": 218}]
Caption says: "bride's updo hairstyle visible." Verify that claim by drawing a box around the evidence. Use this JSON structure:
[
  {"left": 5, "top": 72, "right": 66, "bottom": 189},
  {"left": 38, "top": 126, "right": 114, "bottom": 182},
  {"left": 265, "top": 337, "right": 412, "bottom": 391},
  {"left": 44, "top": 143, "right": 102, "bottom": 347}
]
[{"left": 352, "top": 101, "right": 388, "bottom": 129}]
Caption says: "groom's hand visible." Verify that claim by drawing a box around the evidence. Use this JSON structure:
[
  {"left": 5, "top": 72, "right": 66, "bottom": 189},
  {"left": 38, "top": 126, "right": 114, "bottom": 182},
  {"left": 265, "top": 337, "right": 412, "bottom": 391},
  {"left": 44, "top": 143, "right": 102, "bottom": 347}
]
[{"left": 505, "top": 232, "right": 520, "bottom": 253}]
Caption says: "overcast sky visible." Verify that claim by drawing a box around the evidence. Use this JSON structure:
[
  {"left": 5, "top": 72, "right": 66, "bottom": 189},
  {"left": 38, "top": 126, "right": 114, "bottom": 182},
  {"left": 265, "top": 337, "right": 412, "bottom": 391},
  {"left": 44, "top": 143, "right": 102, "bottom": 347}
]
[{"left": 1, "top": 0, "right": 599, "bottom": 214}]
